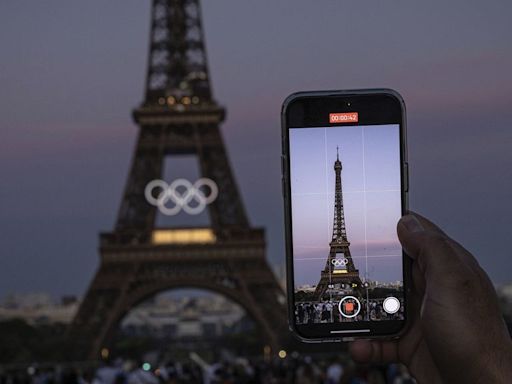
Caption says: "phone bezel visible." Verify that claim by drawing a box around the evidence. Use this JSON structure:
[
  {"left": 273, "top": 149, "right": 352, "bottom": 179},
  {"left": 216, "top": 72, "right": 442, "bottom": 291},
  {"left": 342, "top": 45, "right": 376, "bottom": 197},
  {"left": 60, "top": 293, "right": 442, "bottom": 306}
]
[{"left": 281, "top": 89, "right": 411, "bottom": 342}]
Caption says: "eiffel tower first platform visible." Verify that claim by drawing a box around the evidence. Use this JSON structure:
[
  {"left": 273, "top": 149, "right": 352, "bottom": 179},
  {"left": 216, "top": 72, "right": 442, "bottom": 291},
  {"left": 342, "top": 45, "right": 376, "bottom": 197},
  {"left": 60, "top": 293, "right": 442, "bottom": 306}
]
[
  {"left": 67, "top": 0, "right": 288, "bottom": 360},
  {"left": 313, "top": 148, "right": 362, "bottom": 301}
]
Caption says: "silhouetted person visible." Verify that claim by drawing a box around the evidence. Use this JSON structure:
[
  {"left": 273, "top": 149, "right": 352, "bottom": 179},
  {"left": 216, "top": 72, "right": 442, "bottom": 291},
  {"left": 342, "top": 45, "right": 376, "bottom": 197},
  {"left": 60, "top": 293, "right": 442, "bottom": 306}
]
[{"left": 297, "top": 303, "right": 305, "bottom": 324}]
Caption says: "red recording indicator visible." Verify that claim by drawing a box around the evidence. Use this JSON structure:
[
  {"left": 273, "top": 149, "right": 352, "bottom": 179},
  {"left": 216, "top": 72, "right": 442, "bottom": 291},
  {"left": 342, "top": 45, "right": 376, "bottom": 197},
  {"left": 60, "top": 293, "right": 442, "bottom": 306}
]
[{"left": 329, "top": 112, "right": 359, "bottom": 124}]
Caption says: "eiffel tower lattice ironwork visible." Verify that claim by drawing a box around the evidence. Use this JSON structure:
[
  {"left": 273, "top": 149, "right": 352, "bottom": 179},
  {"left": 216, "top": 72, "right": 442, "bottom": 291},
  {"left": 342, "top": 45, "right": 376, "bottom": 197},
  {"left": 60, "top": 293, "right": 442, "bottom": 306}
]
[
  {"left": 313, "top": 147, "right": 362, "bottom": 300},
  {"left": 67, "top": 0, "right": 287, "bottom": 360}
]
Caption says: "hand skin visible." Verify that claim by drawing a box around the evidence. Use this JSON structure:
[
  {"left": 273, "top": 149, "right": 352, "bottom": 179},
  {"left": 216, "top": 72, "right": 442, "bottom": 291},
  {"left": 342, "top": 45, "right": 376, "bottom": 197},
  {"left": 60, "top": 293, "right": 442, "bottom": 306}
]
[{"left": 349, "top": 212, "right": 512, "bottom": 383}]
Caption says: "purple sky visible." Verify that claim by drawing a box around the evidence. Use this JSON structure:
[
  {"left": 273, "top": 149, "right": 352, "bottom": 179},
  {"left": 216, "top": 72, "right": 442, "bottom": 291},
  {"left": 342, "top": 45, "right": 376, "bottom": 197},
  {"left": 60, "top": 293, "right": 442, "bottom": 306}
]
[
  {"left": 1, "top": 1, "right": 512, "bottom": 298},
  {"left": 290, "top": 125, "right": 402, "bottom": 286}
]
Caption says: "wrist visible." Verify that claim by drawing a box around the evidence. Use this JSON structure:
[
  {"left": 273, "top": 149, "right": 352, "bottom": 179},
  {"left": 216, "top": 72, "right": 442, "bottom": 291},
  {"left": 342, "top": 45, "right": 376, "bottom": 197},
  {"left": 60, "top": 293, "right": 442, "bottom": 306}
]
[{"left": 485, "top": 341, "right": 512, "bottom": 384}]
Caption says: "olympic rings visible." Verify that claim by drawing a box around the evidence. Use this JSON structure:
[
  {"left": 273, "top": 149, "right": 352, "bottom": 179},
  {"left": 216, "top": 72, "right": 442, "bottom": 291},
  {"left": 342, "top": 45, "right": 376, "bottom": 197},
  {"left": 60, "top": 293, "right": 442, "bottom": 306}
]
[
  {"left": 331, "top": 258, "right": 348, "bottom": 267},
  {"left": 144, "top": 178, "right": 218, "bottom": 216}
]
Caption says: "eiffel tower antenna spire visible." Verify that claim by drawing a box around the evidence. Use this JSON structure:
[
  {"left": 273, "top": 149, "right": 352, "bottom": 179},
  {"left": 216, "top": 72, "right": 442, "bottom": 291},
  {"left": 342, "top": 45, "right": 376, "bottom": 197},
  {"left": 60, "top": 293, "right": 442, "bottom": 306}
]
[
  {"left": 333, "top": 146, "right": 347, "bottom": 242},
  {"left": 144, "top": 0, "right": 213, "bottom": 106}
]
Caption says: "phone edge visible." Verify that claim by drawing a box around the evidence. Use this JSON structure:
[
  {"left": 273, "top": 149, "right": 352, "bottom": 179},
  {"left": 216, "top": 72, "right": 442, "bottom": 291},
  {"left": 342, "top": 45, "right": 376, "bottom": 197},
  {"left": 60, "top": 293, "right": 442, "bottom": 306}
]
[{"left": 280, "top": 88, "right": 410, "bottom": 343}]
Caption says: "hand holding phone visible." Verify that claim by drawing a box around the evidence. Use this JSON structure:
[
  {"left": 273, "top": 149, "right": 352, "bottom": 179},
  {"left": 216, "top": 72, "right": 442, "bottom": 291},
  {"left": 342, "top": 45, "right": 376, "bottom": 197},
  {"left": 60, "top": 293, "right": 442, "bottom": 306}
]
[{"left": 351, "top": 213, "right": 512, "bottom": 383}]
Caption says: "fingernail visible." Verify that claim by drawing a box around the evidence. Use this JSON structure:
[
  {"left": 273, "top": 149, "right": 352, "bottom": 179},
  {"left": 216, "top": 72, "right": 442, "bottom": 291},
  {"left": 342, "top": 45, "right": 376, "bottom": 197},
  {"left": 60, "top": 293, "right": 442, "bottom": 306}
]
[{"left": 400, "top": 215, "right": 424, "bottom": 233}]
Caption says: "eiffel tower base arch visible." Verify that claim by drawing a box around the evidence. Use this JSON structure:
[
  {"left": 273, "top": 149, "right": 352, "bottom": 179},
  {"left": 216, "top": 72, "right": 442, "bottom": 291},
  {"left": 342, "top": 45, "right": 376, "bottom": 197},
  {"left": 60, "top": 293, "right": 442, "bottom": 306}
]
[{"left": 67, "top": 230, "right": 289, "bottom": 360}]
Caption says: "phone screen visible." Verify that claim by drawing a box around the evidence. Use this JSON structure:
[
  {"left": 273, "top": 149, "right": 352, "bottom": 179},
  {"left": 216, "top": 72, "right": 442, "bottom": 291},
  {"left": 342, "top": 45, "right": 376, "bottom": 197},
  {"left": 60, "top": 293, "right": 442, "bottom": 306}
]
[{"left": 283, "top": 91, "right": 408, "bottom": 339}]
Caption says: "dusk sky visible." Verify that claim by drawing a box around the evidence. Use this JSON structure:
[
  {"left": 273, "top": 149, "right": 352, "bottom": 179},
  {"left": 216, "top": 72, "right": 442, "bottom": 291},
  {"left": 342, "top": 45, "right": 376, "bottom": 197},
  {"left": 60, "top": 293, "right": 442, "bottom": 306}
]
[
  {"left": 1, "top": 1, "right": 512, "bottom": 298},
  {"left": 290, "top": 125, "right": 402, "bottom": 286}
]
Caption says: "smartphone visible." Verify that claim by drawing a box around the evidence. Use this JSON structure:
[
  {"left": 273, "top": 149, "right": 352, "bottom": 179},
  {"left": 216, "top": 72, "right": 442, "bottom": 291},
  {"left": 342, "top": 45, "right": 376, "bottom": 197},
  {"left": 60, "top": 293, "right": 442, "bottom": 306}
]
[{"left": 281, "top": 89, "right": 410, "bottom": 341}]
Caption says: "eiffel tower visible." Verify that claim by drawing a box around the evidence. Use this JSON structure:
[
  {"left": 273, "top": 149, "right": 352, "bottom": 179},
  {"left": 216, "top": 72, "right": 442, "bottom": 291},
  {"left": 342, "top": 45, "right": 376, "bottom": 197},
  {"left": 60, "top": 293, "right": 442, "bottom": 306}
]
[
  {"left": 67, "top": 0, "right": 287, "bottom": 360},
  {"left": 313, "top": 147, "right": 362, "bottom": 300}
]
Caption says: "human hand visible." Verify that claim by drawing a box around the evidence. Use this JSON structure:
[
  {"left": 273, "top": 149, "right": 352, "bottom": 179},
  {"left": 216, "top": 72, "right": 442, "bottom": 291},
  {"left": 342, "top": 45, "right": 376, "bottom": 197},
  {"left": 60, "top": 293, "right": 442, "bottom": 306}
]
[{"left": 349, "top": 212, "right": 512, "bottom": 383}]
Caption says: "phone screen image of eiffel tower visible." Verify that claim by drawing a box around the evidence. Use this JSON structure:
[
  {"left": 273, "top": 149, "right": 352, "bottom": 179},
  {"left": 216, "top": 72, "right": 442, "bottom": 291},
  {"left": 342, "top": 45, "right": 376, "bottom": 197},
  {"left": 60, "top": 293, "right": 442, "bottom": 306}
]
[{"left": 290, "top": 125, "right": 405, "bottom": 324}]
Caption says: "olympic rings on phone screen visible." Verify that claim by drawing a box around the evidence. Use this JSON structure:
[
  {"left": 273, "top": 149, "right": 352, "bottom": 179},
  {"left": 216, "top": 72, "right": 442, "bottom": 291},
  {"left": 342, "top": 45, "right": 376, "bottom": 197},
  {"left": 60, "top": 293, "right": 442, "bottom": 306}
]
[{"left": 331, "top": 258, "right": 348, "bottom": 267}]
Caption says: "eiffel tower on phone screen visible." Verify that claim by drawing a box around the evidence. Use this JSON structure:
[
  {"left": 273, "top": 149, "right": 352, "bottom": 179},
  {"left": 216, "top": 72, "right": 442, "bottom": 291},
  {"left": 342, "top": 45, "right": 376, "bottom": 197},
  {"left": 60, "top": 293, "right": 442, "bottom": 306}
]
[{"left": 313, "top": 147, "right": 362, "bottom": 300}]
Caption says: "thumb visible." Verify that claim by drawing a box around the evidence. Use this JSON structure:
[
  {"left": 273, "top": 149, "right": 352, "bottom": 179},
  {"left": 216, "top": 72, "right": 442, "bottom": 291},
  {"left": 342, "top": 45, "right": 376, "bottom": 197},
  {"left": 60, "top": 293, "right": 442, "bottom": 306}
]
[{"left": 397, "top": 214, "right": 471, "bottom": 284}]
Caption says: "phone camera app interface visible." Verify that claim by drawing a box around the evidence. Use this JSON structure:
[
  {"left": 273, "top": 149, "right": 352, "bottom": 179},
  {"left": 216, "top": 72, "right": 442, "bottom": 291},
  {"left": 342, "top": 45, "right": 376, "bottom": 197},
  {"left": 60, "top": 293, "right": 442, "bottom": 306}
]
[{"left": 290, "top": 124, "right": 404, "bottom": 324}]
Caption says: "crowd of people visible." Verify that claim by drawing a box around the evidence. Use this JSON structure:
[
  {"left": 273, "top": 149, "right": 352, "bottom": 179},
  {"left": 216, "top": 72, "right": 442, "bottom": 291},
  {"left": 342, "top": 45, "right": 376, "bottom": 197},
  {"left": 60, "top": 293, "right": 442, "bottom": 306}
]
[
  {"left": 295, "top": 299, "right": 405, "bottom": 324},
  {"left": 0, "top": 355, "right": 415, "bottom": 384}
]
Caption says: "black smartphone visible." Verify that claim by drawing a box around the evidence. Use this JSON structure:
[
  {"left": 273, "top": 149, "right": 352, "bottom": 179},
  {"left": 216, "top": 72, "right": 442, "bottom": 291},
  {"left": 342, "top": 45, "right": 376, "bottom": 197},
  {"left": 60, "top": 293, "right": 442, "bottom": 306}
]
[{"left": 281, "top": 89, "right": 410, "bottom": 341}]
